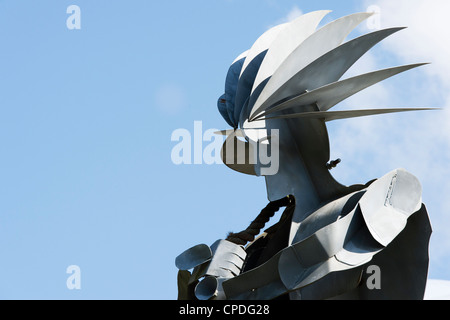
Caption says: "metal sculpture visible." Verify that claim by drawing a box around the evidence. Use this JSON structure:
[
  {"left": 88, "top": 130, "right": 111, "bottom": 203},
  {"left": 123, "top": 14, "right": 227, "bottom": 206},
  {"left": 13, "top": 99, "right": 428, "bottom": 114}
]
[{"left": 176, "top": 11, "right": 434, "bottom": 300}]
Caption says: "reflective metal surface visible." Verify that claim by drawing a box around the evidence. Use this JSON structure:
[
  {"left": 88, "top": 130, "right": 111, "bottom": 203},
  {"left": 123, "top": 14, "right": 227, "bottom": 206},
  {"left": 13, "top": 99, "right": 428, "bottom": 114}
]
[
  {"left": 251, "top": 10, "right": 330, "bottom": 96},
  {"left": 177, "top": 10, "right": 435, "bottom": 300},
  {"left": 175, "top": 244, "right": 212, "bottom": 271},
  {"left": 220, "top": 170, "right": 430, "bottom": 300},
  {"left": 260, "top": 108, "right": 438, "bottom": 122}
]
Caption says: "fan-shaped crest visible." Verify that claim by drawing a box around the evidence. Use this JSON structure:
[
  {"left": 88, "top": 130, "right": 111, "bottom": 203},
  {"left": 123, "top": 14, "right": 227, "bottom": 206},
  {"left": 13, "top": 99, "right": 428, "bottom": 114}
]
[{"left": 217, "top": 11, "right": 434, "bottom": 136}]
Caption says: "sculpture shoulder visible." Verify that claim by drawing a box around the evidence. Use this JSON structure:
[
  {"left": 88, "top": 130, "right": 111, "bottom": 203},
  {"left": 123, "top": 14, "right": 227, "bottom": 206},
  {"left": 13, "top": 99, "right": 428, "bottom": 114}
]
[
  {"left": 279, "top": 168, "right": 430, "bottom": 299},
  {"left": 294, "top": 168, "right": 423, "bottom": 247},
  {"left": 358, "top": 168, "right": 423, "bottom": 247}
]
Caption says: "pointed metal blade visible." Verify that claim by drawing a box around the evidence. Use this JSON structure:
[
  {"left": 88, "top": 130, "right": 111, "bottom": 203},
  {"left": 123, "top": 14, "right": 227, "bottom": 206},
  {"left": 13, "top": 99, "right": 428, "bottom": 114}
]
[
  {"left": 260, "top": 108, "right": 439, "bottom": 122},
  {"left": 254, "top": 63, "right": 427, "bottom": 120}
]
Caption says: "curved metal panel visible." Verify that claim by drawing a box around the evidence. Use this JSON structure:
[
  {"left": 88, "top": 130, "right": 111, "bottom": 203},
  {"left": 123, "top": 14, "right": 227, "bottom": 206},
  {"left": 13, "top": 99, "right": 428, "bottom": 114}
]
[
  {"left": 220, "top": 131, "right": 257, "bottom": 176},
  {"left": 234, "top": 50, "right": 268, "bottom": 124},
  {"left": 360, "top": 169, "right": 422, "bottom": 247},
  {"left": 224, "top": 56, "right": 247, "bottom": 127},
  {"left": 233, "top": 23, "right": 287, "bottom": 133},
  {"left": 217, "top": 94, "right": 235, "bottom": 127},
  {"left": 175, "top": 244, "right": 213, "bottom": 271},
  {"left": 251, "top": 10, "right": 331, "bottom": 96},
  {"left": 240, "top": 24, "right": 287, "bottom": 77}
]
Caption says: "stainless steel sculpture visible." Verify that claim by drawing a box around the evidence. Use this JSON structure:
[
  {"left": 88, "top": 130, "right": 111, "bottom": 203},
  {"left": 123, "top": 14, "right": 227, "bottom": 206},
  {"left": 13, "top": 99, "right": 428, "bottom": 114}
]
[{"left": 176, "top": 11, "right": 434, "bottom": 300}]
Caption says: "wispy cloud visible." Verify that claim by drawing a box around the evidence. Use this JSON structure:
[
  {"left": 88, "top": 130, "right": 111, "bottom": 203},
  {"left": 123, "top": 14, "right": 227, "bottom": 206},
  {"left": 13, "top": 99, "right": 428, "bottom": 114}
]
[
  {"left": 284, "top": 6, "right": 304, "bottom": 23},
  {"left": 425, "top": 280, "right": 450, "bottom": 300},
  {"left": 268, "top": 5, "right": 304, "bottom": 28}
]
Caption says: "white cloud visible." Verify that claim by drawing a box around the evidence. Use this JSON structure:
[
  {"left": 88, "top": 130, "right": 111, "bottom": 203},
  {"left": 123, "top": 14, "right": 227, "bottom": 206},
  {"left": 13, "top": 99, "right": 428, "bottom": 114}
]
[
  {"left": 425, "top": 280, "right": 450, "bottom": 300},
  {"left": 270, "top": 5, "right": 304, "bottom": 27},
  {"left": 328, "top": 0, "right": 450, "bottom": 280},
  {"left": 365, "top": 0, "right": 450, "bottom": 87},
  {"left": 285, "top": 6, "right": 304, "bottom": 23}
]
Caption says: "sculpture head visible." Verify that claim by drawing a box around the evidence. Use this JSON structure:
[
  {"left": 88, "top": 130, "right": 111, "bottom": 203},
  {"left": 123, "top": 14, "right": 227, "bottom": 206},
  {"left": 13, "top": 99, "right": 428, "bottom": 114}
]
[{"left": 216, "top": 11, "right": 434, "bottom": 217}]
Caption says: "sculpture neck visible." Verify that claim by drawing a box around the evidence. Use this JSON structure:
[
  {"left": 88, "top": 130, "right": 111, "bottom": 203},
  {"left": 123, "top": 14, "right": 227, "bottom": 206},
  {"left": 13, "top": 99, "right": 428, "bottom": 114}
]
[
  {"left": 263, "top": 125, "right": 322, "bottom": 244},
  {"left": 263, "top": 116, "right": 349, "bottom": 244}
]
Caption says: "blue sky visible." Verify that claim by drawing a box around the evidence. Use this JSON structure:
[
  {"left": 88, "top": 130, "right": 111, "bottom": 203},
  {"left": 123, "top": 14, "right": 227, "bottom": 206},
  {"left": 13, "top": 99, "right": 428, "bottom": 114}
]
[{"left": 0, "top": 0, "right": 449, "bottom": 300}]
